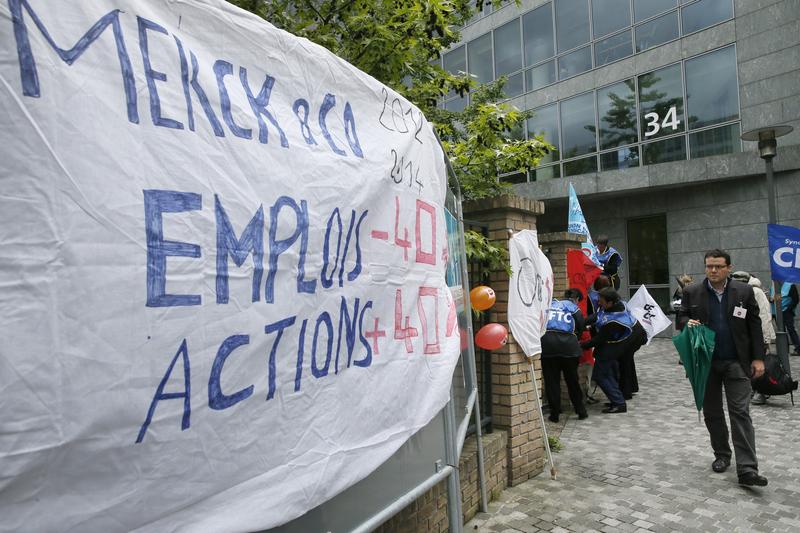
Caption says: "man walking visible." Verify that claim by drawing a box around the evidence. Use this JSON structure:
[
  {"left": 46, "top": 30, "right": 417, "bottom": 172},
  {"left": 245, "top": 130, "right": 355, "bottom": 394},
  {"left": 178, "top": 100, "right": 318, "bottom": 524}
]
[{"left": 677, "top": 249, "right": 767, "bottom": 486}]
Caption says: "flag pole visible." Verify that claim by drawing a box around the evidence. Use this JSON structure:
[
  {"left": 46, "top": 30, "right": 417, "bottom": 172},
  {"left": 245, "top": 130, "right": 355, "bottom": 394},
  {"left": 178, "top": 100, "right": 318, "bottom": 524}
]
[
  {"left": 527, "top": 354, "right": 557, "bottom": 480},
  {"left": 508, "top": 229, "right": 557, "bottom": 480}
]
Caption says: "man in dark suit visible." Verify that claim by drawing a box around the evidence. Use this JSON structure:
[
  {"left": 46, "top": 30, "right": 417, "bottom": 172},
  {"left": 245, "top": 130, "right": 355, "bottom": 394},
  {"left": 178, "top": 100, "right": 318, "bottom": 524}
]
[{"left": 677, "top": 249, "right": 767, "bottom": 486}]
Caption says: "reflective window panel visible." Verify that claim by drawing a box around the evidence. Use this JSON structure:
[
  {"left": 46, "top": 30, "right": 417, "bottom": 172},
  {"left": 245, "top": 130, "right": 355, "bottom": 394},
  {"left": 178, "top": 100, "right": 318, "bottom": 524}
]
[
  {"left": 681, "top": 0, "right": 733, "bottom": 34},
  {"left": 595, "top": 30, "right": 633, "bottom": 66},
  {"left": 525, "top": 61, "right": 556, "bottom": 92},
  {"left": 468, "top": 33, "right": 494, "bottom": 83},
  {"left": 523, "top": 3, "right": 555, "bottom": 66},
  {"left": 561, "top": 92, "right": 597, "bottom": 157},
  {"left": 500, "top": 171, "right": 528, "bottom": 184},
  {"left": 643, "top": 135, "right": 686, "bottom": 164},
  {"left": 635, "top": 11, "right": 679, "bottom": 52},
  {"left": 527, "top": 103, "right": 560, "bottom": 162},
  {"left": 634, "top": 0, "right": 678, "bottom": 22},
  {"left": 564, "top": 155, "right": 598, "bottom": 176},
  {"left": 558, "top": 46, "right": 593, "bottom": 79},
  {"left": 689, "top": 124, "right": 741, "bottom": 158},
  {"left": 597, "top": 79, "right": 638, "bottom": 149},
  {"left": 600, "top": 146, "right": 640, "bottom": 170},
  {"left": 494, "top": 19, "right": 523, "bottom": 76},
  {"left": 504, "top": 71, "right": 524, "bottom": 97},
  {"left": 443, "top": 45, "right": 466, "bottom": 99},
  {"left": 638, "top": 63, "right": 684, "bottom": 140},
  {"left": 592, "top": 0, "right": 632, "bottom": 38},
  {"left": 444, "top": 96, "right": 468, "bottom": 112},
  {"left": 530, "top": 164, "right": 561, "bottom": 181},
  {"left": 555, "top": 0, "right": 591, "bottom": 53},
  {"left": 685, "top": 45, "right": 739, "bottom": 129}
]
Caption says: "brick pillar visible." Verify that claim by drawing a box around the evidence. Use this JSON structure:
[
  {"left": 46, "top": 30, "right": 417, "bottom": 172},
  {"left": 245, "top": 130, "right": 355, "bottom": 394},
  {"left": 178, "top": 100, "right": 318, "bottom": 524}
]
[
  {"left": 538, "top": 232, "right": 585, "bottom": 297},
  {"left": 463, "top": 195, "right": 547, "bottom": 486},
  {"left": 538, "top": 232, "right": 590, "bottom": 412}
]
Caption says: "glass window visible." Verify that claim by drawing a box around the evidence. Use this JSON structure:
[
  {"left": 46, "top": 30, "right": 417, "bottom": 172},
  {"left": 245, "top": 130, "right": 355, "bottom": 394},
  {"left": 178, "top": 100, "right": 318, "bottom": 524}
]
[
  {"left": 560, "top": 92, "right": 597, "bottom": 157},
  {"left": 592, "top": 0, "right": 632, "bottom": 38},
  {"left": 597, "top": 80, "right": 638, "bottom": 149},
  {"left": 690, "top": 124, "right": 741, "bottom": 158},
  {"left": 638, "top": 63, "right": 684, "bottom": 140},
  {"left": 504, "top": 72, "right": 524, "bottom": 97},
  {"left": 523, "top": 3, "right": 555, "bottom": 65},
  {"left": 443, "top": 46, "right": 466, "bottom": 99},
  {"left": 558, "top": 46, "right": 593, "bottom": 79},
  {"left": 681, "top": 0, "right": 733, "bottom": 34},
  {"left": 468, "top": 33, "right": 494, "bottom": 84},
  {"left": 444, "top": 97, "right": 467, "bottom": 112},
  {"left": 595, "top": 30, "right": 633, "bottom": 66},
  {"left": 530, "top": 164, "right": 561, "bottom": 181},
  {"left": 500, "top": 171, "right": 528, "bottom": 184},
  {"left": 525, "top": 61, "right": 556, "bottom": 92},
  {"left": 643, "top": 135, "right": 686, "bottom": 164},
  {"left": 685, "top": 46, "right": 738, "bottom": 129},
  {"left": 627, "top": 215, "right": 669, "bottom": 284},
  {"left": 600, "top": 147, "right": 640, "bottom": 170},
  {"left": 634, "top": 0, "right": 677, "bottom": 22},
  {"left": 527, "top": 104, "right": 560, "bottom": 162},
  {"left": 564, "top": 155, "right": 598, "bottom": 176},
  {"left": 635, "top": 11, "right": 679, "bottom": 52},
  {"left": 494, "top": 19, "right": 522, "bottom": 76},
  {"left": 555, "top": 0, "right": 591, "bottom": 53}
]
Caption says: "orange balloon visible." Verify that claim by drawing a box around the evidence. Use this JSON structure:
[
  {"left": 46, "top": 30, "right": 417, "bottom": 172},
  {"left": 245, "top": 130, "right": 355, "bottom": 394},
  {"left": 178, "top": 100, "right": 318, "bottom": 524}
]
[
  {"left": 470, "top": 285, "right": 496, "bottom": 311},
  {"left": 475, "top": 323, "right": 508, "bottom": 351}
]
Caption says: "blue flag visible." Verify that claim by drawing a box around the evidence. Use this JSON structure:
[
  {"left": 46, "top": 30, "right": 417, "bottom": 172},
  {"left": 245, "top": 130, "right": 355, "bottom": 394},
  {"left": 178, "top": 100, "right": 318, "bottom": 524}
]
[
  {"left": 567, "top": 183, "right": 601, "bottom": 266},
  {"left": 768, "top": 223, "right": 800, "bottom": 283}
]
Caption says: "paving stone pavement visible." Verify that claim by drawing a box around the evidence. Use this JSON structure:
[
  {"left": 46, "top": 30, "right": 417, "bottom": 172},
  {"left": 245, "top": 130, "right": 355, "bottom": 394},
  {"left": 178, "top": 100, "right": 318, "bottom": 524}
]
[{"left": 466, "top": 339, "right": 800, "bottom": 533}]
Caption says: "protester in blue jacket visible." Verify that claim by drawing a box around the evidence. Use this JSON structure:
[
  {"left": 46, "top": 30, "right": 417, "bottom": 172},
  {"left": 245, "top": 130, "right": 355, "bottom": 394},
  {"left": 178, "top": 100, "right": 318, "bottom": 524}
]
[
  {"left": 770, "top": 282, "right": 800, "bottom": 356},
  {"left": 595, "top": 235, "right": 623, "bottom": 289},
  {"left": 541, "top": 289, "right": 588, "bottom": 422},
  {"left": 581, "top": 287, "right": 646, "bottom": 413}
]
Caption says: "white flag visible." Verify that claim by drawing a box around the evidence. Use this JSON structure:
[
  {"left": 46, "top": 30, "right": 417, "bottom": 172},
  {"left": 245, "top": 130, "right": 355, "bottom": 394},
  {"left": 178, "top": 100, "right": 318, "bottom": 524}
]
[
  {"left": 508, "top": 230, "right": 554, "bottom": 357},
  {"left": 628, "top": 285, "right": 672, "bottom": 344}
]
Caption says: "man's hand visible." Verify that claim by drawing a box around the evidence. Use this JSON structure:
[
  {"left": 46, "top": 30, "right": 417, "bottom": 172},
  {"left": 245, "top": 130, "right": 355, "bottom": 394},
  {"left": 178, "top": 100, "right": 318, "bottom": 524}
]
[
  {"left": 751, "top": 359, "right": 765, "bottom": 379},
  {"left": 687, "top": 319, "right": 701, "bottom": 328}
]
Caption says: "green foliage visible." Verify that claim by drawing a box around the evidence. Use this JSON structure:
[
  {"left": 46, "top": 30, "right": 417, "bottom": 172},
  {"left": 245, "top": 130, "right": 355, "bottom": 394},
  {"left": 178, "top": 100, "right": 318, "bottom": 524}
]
[
  {"left": 464, "top": 229, "right": 510, "bottom": 278},
  {"left": 547, "top": 435, "right": 563, "bottom": 453}
]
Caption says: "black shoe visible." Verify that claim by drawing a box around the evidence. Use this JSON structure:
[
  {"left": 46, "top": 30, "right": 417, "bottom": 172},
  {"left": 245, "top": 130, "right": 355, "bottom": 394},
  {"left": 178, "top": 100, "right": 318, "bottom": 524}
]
[
  {"left": 548, "top": 413, "right": 559, "bottom": 423},
  {"left": 601, "top": 405, "right": 627, "bottom": 413},
  {"left": 738, "top": 472, "right": 768, "bottom": 487},
  {"left": 604, "top": 402, "right": 612, "bottom": 408},
  {"left": 623, "top": 395, "right": 633, "bottom": 400},
  {"left": 578, "top": 412, "right": 588, "bottom": 420},
  {"left": 711, "top": 458, "right": 730, "bottom": 473}
]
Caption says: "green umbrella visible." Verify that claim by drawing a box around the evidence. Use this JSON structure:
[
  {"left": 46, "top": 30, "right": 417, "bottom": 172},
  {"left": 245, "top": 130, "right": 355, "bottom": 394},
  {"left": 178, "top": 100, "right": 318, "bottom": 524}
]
[{"left": 672, "top": 325, "right": 716, "bottom": 421}]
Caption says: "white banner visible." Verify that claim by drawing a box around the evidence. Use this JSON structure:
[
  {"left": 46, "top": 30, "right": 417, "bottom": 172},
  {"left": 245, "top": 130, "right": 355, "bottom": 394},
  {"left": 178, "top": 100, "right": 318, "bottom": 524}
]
[
  {"left": 0, "top": 1, "right": 461, "bottom": 531},
  {"left": 628, "top": 285, "right": 672, "bottom": 344},
  {"left": 507, "top": 230, "right": 554, "bottom": 357}
]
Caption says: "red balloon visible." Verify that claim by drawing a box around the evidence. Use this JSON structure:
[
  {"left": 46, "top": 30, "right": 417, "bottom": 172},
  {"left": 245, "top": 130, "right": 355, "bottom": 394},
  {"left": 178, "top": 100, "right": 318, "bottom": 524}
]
[
  {"left": 475, "top": 323, "right": 508, "bottom": 351},
  {"left": 470, "top": 285, "right": 496, "bottom": 311}
]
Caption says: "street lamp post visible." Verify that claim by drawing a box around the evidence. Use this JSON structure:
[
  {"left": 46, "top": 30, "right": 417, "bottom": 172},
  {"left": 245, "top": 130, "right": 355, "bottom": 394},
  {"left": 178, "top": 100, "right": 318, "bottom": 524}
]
[{"left": 741, "top": 125, "right": 794, "bottom": 374}]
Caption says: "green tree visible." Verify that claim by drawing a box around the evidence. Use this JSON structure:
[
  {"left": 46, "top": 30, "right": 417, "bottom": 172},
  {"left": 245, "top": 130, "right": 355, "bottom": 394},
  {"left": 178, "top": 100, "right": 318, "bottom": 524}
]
[{"left": 228, "top": 0, "right": 552, "bottom": 270}]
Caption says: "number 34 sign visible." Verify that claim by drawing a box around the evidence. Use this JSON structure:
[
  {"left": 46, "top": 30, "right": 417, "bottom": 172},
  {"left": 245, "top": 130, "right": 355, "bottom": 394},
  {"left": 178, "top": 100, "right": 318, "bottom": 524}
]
[{"left": 643, "top": 106, "right": 680, "bottom": 137}]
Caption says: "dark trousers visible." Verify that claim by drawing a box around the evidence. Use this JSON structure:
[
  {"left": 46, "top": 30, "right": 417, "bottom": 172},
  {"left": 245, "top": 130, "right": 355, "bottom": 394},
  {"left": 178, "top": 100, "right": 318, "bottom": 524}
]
[
  {"left": 618, "top": 352, "right": 639, "bottom": 398},
  {"left": 542, "top": 356, "right": 586, "bottom": 416},
  {"left": 783, "top": 308, "right": 800, "bottom": 352},
  {"left": 593, "top": 358, "right": 625, "bottom": 407},
  {"left": 703, "top": 359, "right": 759, "bottom": 475}
]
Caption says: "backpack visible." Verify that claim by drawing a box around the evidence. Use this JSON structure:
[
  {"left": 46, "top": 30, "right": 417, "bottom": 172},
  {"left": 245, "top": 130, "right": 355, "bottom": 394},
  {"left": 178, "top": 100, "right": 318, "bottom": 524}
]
[{"left": 752, "top": 353, "right": 798, "bottom": 403}]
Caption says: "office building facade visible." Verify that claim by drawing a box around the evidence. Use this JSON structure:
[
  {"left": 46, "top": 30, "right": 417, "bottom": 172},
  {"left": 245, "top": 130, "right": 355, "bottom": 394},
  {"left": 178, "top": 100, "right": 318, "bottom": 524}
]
[{"left": 442, "top": 0, "right": 800, "bottom": 309}]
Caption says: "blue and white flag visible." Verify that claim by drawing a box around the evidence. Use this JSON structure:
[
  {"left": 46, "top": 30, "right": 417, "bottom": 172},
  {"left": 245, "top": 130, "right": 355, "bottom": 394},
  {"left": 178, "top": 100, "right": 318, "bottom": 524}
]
[
  {"left": 768, "top": 223, "right": 800, "bottom": 283},
  {"left": 567, "top": 183, "right": 601, "bottom": 266}
]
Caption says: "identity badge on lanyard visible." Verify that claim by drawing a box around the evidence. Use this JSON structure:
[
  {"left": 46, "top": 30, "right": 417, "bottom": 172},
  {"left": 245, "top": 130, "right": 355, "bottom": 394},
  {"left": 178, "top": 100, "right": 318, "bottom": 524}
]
[{"left": 733, "top": 305, "right": 747, "bottom": 319}]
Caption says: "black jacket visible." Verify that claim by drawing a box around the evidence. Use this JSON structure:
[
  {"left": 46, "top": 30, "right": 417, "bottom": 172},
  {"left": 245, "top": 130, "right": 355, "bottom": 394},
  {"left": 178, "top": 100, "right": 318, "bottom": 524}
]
[{"left": 676, "top": 278, "right": 764, "bottom": 372}]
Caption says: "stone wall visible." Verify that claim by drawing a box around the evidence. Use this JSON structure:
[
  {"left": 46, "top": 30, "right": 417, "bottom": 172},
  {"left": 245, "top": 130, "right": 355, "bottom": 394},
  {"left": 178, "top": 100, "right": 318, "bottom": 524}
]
[
  {"left": 463, "top": 195, "right": 548, "bottom": 486},
  {"left": 376, "top": 430, "right": 507, "bottom": 533}
]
